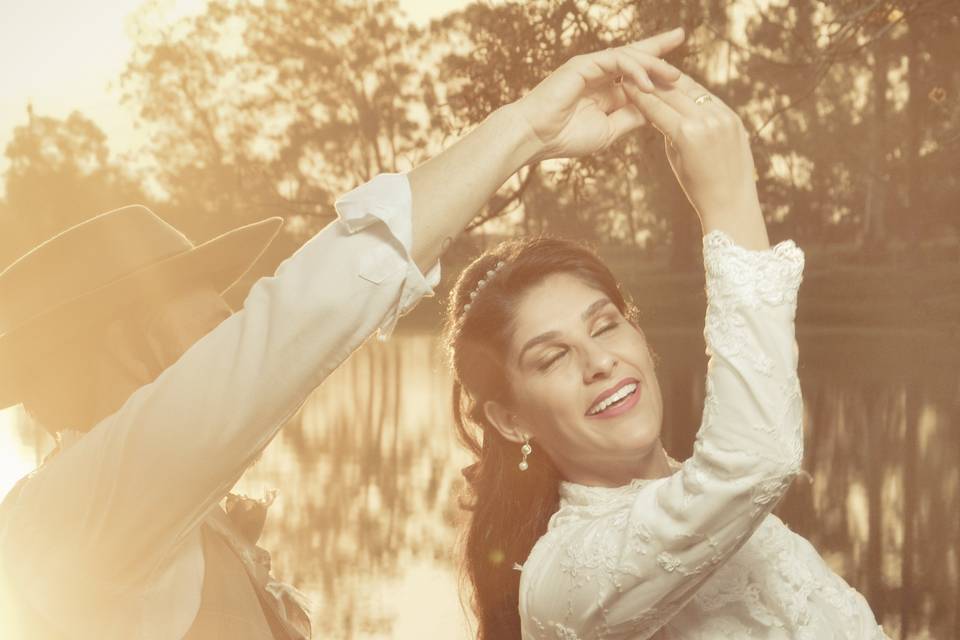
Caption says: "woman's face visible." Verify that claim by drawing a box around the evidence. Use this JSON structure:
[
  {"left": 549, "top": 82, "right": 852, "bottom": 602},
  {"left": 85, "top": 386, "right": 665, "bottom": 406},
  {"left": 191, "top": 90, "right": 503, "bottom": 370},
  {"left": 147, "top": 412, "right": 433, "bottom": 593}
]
[{"left": 492, "top": 272, "right": 664, "bottom": 487}]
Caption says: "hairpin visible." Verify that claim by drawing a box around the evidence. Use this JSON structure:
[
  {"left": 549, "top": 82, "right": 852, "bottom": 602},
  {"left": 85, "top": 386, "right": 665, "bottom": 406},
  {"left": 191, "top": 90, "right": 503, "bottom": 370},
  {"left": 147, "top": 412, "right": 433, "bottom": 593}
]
[{"left": 463, "top": 260, "right": 506, "bottom": 314}]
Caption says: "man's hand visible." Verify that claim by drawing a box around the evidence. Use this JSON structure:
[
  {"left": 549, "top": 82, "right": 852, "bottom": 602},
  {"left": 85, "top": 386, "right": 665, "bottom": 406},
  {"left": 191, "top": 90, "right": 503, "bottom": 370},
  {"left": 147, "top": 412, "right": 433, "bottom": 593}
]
[{"left": 513, "top": 27, "right": 686, "bottom": 162}]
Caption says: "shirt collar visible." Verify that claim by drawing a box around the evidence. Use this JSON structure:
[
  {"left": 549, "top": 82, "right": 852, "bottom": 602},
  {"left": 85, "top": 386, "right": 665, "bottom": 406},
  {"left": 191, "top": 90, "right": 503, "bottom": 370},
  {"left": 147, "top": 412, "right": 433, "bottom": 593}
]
[{"left": 558, "top": 454, "right": 682, "bottom": 507}]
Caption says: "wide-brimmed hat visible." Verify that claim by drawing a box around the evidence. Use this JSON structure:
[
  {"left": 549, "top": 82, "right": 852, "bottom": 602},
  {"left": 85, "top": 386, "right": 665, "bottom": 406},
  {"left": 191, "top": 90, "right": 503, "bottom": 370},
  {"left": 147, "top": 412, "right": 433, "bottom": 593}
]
[{"left": 0, "top": 204, "right": 284, "bottom": 410}]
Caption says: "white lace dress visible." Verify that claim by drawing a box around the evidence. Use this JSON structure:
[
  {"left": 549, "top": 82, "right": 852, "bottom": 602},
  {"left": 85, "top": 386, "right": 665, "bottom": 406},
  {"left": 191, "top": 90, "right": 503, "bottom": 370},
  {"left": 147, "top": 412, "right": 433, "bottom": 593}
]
[{"left": 517, "top": 230, "right": 891, "bottom": 640}]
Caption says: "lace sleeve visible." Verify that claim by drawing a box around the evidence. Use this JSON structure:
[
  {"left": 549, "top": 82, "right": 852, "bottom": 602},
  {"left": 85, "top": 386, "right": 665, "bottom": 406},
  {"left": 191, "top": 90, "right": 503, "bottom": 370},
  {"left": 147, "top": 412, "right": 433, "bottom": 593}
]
[{"left": 519, "top": 230, "right": 806, "bottom": 640}]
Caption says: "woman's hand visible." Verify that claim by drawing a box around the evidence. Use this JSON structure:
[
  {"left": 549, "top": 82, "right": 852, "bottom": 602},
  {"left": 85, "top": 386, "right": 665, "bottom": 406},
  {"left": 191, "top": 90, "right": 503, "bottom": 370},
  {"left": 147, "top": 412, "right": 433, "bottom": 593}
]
[
  {"left": 625, "top": 74, "right": 770, "bottom": 250},
  {"left": 511, "top": 27, "right": 686, "bottom": 162}
]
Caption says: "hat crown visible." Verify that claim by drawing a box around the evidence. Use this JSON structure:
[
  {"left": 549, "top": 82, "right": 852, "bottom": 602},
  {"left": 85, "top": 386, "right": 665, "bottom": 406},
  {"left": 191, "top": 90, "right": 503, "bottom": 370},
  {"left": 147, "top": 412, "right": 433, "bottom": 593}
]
[{"left": 0, "top": 205, "right": 195, "bottom": 337}]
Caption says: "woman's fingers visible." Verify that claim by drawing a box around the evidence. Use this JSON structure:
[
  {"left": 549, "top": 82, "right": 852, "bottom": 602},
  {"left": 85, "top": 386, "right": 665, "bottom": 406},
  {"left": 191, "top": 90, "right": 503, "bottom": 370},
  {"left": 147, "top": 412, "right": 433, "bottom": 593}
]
[
  {"left": 622, "top": 82, "right": 684, "bottom": 140},
  {"left": 625, "top": 63, "right": 737, "bottom": 134},
  {"left": 606, "top": 103, "right": 648, "bottom": 140},
  {"left": 618, "top": 48, "right": 699, "bottom": 116},
  {"left": 671, "top": 72, "right": 715, "bottom": 101},
  {"left": 672, "top": 73, "right": 738, "bottom": 118},
  {"left": 645, "top": 82, "right": 704, "bottom": 120}
]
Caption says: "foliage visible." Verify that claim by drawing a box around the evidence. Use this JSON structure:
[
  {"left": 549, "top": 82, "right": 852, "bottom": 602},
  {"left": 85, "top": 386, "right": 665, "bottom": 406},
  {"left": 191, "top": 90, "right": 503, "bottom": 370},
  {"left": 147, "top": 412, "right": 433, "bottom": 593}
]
[
  {"left": 0, "top": 110, "right": 146, "bottom": 268},
  {"left": 434, "top": 0, "right": 959, "bottom": 261},
  {"left": 1, "top": 0, "right": 958, "bottom": 262},
  {"left": 119, "top": 0, "right": 432, "bottom": 237}
]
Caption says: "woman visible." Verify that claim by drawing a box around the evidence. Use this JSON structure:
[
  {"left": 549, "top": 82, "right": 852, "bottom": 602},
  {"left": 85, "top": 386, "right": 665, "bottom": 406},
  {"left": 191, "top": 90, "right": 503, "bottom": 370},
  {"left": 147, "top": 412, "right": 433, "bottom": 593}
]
[{"left": 444, "top": 74, "right": 891, "bottom": 638}]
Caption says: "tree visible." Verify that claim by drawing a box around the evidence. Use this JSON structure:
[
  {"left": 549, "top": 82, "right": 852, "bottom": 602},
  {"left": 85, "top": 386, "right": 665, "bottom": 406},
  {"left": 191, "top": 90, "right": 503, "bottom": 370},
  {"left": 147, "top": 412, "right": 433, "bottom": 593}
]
[
  {"left": 0, "top": 108, "right": 146, "bottom": 269},
  {"left": 120, "top": 0, "right": 433, "bottom": 239},
  {"left": 435, "top": 0, "right": 958, "bottom": 260},
  {"left": 717, "top": 0, "right": 959, "bottom": 252}
]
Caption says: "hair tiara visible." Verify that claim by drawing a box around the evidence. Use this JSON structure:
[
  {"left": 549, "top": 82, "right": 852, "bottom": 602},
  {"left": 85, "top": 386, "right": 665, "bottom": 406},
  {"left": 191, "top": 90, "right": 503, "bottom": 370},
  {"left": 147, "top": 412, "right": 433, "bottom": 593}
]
[{"left": 462, "top": 259, "right": 506, "bottom": 315}]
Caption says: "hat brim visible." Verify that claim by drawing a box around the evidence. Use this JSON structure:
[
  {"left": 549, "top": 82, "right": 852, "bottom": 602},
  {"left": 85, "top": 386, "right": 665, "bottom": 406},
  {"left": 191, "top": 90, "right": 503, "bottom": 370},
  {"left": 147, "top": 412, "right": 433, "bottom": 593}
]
[{"left": 0, "top": 216, "right": 284, "bottom": 410}]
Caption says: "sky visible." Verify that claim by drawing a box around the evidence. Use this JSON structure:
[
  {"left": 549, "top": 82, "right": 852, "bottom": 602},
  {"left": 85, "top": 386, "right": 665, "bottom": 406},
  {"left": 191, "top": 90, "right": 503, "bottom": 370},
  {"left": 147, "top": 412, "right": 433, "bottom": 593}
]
[{"left": 0, "top": 0, "right": 472, "bottom": 176}]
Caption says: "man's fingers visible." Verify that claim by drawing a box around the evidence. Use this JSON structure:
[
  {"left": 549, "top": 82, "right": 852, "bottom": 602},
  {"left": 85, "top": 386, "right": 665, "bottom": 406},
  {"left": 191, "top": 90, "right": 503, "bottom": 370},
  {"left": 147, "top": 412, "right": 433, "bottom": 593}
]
[
  {"left": 574, "top": 48, "right": 656, "bottom": 91},
  {"left": 622, "top": 82, "right": 683, "bottom": 140},
  {"left": 607, "top": 103, "right": 648, "bottom": 140},
  {"left": 628, "top": 26, "right": 686, "bottom": 57},
  {"left": 626, "top": 49, "right": 682, "bottom": 84},
  {"left": 617, "top": 48, "right": 686, "bottom": 107}
]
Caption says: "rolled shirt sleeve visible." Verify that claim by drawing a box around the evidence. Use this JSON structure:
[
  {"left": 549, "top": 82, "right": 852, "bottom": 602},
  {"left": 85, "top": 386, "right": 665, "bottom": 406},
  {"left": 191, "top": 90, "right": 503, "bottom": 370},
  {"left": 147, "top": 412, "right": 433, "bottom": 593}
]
[
  {"left": 0, "top": 172, "right": 441, "bottom": 632},
  {"left": 335, "top": 172, "right": 441, "bottom": 338}
]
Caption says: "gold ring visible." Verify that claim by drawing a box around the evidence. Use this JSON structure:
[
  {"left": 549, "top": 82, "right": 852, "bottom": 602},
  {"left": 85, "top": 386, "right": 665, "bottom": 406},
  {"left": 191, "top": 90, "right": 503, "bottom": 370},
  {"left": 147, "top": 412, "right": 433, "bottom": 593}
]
[{"left": 694, "top": 94, "right": 713, "bottom": 105}]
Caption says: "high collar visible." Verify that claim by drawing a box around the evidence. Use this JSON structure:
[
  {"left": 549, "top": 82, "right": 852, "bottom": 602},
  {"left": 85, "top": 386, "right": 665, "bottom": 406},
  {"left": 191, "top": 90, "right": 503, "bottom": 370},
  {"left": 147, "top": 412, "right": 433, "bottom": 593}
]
[{"left": 558, "top": 454, "right": 683, "bottom": 507}]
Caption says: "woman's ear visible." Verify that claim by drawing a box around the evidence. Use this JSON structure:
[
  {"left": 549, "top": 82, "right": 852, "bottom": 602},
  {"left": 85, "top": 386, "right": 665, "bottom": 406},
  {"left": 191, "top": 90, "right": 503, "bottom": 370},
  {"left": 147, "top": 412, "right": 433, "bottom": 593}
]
[{"left": 482, "top": 399, "right": 528, "bottom": 445}]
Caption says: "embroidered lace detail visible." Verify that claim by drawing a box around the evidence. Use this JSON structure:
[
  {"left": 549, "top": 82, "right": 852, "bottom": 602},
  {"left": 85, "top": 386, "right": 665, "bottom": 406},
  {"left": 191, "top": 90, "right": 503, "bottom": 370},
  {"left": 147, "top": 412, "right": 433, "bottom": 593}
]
[
  {"left": 702, "top": 231, "right": 804, "bottom": 378},
  {"left": 558, "top": 455, "right": 683, "bottom": 508},
  {"left": 552, "top": 623, "right": 582, "bottom": 639},
  {"left": 701, "top": 230, "right": 805, "bottom": 313}
]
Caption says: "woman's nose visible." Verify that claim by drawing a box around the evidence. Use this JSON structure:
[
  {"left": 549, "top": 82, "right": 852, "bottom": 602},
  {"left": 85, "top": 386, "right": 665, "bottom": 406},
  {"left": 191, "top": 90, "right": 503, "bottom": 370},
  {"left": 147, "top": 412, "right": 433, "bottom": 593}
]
[{"left": 582, "top": 344, "right": 616, "bottom": 383}]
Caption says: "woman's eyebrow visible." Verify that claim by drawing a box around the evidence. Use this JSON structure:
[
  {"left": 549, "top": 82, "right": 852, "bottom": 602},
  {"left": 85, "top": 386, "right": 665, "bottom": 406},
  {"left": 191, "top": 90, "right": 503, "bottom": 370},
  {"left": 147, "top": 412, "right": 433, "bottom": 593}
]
[
  {"left": 582, "top": 297, "right": 613, "bottom": 320},
  {"left": 517, "top": 330, "right": 561, "bottom": 365},
  {"left": 516, "top": 298, "right": 614, "bottom": 365}
]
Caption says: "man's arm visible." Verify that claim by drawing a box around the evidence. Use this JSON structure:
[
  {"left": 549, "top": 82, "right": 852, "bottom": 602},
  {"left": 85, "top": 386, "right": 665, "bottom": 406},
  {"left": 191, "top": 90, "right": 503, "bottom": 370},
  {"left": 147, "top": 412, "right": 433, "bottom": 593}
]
[
  {"left": 407, "top": 104, "right": 540, "bottom": 272},
  {"left": 2, "top": 29, "right": 687, "bottom": 618}
]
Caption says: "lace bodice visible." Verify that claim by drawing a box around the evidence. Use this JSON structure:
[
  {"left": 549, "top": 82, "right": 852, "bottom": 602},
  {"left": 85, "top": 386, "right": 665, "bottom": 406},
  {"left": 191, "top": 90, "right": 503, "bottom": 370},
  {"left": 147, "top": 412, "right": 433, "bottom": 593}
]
[{"left": 517, "top": 230, "right": 890, "bottom": 639}]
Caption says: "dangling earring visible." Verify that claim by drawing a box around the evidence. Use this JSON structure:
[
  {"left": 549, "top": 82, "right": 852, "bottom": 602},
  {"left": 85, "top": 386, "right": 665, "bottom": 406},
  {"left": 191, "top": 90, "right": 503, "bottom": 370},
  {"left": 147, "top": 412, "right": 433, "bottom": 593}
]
[{"left": 518, "top": 436, "right": 532, "bottom": 471}]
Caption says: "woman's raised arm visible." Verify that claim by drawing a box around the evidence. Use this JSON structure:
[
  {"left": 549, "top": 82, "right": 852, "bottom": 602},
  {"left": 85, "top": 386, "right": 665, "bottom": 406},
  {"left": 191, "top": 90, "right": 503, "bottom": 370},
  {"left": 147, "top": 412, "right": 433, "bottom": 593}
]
[{"left": 626, "top": 72, "right": 770, "bottom": 250}]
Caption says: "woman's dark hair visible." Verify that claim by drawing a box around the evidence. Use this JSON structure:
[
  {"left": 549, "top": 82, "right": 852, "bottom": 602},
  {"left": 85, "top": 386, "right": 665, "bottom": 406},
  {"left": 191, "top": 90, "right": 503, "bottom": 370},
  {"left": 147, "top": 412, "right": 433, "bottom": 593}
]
[{"left": 442, "top": 236, "right": 638, "bottom": 640}]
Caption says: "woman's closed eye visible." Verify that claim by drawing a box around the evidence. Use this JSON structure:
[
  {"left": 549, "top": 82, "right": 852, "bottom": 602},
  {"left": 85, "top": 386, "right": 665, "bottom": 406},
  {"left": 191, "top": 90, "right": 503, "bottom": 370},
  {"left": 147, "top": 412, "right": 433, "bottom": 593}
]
[
  {"left": 536, "top": 322, "right": 618, "bottom": 371},
  {"left": 592, "top": 320, "right": 619, "bottom": 336},
  {"left": 538, "top": 348, "right": 568, "bottom": 371}
]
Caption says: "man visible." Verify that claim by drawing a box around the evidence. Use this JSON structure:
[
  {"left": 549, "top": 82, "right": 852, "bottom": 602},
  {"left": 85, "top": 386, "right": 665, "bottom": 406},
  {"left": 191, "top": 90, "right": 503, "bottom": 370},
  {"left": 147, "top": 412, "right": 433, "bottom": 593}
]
[{"left": 0, "top": 29, "right": 685, "bottom": 638}]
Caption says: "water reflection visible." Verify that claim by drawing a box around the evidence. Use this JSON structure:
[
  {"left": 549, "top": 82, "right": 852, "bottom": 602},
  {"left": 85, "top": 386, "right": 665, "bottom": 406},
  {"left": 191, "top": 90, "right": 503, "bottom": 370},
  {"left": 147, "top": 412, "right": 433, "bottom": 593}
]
[
  {"left": 2, "top": 329, "right": 958, "bottom": 638},
  {"left": 654, "top": 327, "right": 960, "bottom": 640},
  {"left": 233, "top": 334, "right": 473, "bottom": 638}
]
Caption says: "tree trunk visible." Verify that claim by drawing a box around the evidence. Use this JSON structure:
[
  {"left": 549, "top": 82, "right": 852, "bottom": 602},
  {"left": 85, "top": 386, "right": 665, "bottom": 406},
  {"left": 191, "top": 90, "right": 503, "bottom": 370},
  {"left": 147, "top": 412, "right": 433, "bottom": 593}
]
[
  {"left": 900, "top": 381, "right": 920, "bottom": 637},
  {"left": 861, "top": 38, "right": 890, "bottom": 252}
]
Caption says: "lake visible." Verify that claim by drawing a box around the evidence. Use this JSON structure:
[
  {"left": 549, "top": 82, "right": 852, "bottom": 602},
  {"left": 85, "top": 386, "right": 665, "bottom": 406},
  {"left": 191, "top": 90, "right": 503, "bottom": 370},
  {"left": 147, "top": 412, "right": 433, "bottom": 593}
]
[{"left": 1, "top": 327, "right": 958, "bottom": 639}]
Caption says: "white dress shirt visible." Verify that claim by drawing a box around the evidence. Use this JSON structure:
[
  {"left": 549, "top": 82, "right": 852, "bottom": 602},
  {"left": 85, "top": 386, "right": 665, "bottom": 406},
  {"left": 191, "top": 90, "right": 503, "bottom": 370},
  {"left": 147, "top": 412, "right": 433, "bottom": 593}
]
[
  {"left": 0, "top": 173, "right": 440, "bottom": 639},
  {"left": 518, "top": 231, "right": 891, "bottom": 639}
]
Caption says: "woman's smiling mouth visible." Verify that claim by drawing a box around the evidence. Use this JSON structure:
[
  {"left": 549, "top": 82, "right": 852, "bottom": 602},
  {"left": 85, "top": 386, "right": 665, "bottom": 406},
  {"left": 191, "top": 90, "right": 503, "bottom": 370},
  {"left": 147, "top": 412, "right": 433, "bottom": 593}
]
[{"left": 586, "top": 378, "right": 642, "bottom": 418}]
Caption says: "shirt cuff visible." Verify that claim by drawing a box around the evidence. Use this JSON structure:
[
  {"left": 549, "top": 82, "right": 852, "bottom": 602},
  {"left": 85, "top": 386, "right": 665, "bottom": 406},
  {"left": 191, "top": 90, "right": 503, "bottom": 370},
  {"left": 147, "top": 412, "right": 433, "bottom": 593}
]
[
  {"left": 702, "top": 229, "right": 805, "bottom": 312},
  {"left": 334, "top": 172, "right": 442, "bottom": 339}
]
